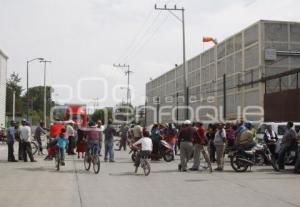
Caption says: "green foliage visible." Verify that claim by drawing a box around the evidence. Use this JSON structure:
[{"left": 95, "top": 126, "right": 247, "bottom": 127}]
[
  {"left": 6, "top": 72, "right": 23, "bottom": 116},
  {"left": 23, "top": 85, "right": 54, "bottom": 115},
  {"left": 91, "top": 108, "right": 113, "bottom": 124}
]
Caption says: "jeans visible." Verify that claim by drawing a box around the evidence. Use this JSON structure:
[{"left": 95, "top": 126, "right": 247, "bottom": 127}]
[
  {"left": 180, "top": 142, "right": 193, "bottom": 170},
  {"left": 36, "top": 136, "right": 43, "bottom": 153},
  {"left": 104, "top": 141, "right": 114, "bottom": 161},
  {"left": 67, "top": 136, "right": 75, "bottom": 154},
  {"left": 18, "top": 141, "right": 24, "bottom": 160},
  {"left": 170, "top": 143, "right": 176, "bottom": 159},
  {"left": 278, "top": 145, "right": 290, "bottom": 169},
  {"left": 22, "top": 142, "right": 34, "bottom": 162},
  {"left": 58, "top": 147, "right": 65, "bottom": 161},
  {"left": 192, "top": 144, "right": 211, "bottom": 169},
  {"left": 215, "top": 144, "right": 225, "bottom": 169},
  {"left": 209, "top": 140, "right": 216, "bottom": 162},
  {"left": 7, "top": 141, "right": 16, "bottom": 161},
  {"left": 86, "top": 141, "right": 100, "bottom": 156}
]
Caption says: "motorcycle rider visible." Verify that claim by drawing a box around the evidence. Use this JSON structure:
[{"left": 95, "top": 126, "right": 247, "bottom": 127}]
[
  {"left": 235, "top": 122, "right": 256, "bottom": 149},
  {"left": 278, "top": 121, "right": 297, "bottom": 170},
  {"left": 132, "top": 131, "right": 153, "bottom": 173}
]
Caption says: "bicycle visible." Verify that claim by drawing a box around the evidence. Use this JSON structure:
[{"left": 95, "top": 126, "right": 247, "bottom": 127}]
[
  {"left": 134, "top": 151, "right": 151, "bottom": 176},
  {"left": 84, "top": 144, "right": 100, "bottom": 174}
]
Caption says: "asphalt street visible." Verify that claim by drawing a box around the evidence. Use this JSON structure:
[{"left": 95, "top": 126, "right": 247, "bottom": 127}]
[{"left": 0, "top": 142, "right": 299, "bottom": 207}]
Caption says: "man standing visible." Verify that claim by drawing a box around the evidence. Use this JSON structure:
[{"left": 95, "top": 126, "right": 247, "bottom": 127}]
[
  {"left": 34, "top": 122, "right": 47, "bottom": 155},
  {"left": 214, "top": 123, "right": 226, "bottom": 171},
  {"left": 190, "top": 122, "right": 212, "bottom": 172},
  {"left": 97, "top": 120, "right": 104, "bottom": 156},
  {"left": 118, "top": 123, "right": 128, "bottom": 151},
  {"left": 20, "top": 120, "right": 36, "bottom": 162},
  {"left": 177, "top": 120, "right": 198, "bottom": 172},
  {"left": 104, "top": 120, "right": 116, "bottom": 162},
  {"left": 278, "top": 121, "right": 297, "bottom": 170},
  {"left": 66, "top": 122, "right": 76, "bottom": 155},
  {"left": 6, "top": 121, "right": 17, "bottom": 162}
]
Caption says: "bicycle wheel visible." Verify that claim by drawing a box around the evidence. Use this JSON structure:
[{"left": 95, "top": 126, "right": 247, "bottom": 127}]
[
  {"left": 31, "top": 142, "right": 38, "bottom": 155},
  {"left": 93, "top": 155, "right": 100, "bottom": 174},
  {"left": 84, "top": 154, "right": 91, "bottom": 171},
  {"left": 142, "top": 160, "right": 151, "bottom": 176}
]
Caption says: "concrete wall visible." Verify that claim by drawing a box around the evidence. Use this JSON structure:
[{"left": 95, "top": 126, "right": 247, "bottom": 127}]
[
  {"left": 146, "top": 20, "right": 300, "bottom": 125},
  {"left": 0, "top": 50, "right": 8, "bottom": 127}
]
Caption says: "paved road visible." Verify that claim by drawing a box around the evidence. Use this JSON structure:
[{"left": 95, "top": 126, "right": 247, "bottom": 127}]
[{"left": 0, "top": 143, "right": 299, "bottom": 207}]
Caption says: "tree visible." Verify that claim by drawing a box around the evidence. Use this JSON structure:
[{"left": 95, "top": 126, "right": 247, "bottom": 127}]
[
  {"left": 91, "top": 108, "right": 113, "bottom": 124},
  {"left": 22, "top": 86, "right": 54, "bottom": 125},
  {"left": 6, "top": 72, "right": 23, "bottom": 116}
]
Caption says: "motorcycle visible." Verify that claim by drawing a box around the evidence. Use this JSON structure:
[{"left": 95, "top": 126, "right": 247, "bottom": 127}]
[
  {"left": 229, "top": 142, "right": 279, "bottom": 172},
  {"left": 129, "top": 140, "right": 174, "bottom": 162}
]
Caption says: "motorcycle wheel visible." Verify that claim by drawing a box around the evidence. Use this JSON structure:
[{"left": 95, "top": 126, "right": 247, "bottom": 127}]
[
  {"left": 163, "top": 151, "right": 174, "bottom": 162},
  {"left": 230, "top": 154, "right": 249, "bottom": 172}
]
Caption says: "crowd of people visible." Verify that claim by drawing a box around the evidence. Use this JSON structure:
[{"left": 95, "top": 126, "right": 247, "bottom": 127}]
[{"left": 1, "top": 118, "right": 300, "bottom": 173}]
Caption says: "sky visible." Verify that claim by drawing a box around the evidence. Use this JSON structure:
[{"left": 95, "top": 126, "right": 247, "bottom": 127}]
[{"left": 1, "top": 0, "right": 300, "bottom": 109}]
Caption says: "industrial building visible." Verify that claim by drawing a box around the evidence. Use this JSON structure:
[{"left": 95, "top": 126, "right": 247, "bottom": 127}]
[
  {"left": 145, "top": 20, "right": 300, "bottom": 125},
  {"left": 0, "top": 49, "right": 8, "bottom": 127}
]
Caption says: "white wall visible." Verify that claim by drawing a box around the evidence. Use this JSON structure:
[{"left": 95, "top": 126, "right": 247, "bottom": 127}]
[{"left": 0, "top": 51, "right": 7, "bottom": 127}]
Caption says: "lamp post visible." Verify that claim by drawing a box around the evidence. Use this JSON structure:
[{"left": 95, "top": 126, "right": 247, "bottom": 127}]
[
  {"left": 40, "top": 60, "right": 51, "bottom": 127},
  {"left": 26, "top": 57, "right": 44, "bottom": 121}
]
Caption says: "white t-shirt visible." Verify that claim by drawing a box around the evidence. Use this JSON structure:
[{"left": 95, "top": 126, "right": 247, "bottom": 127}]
[
  {"left": 20, "top": 126, "right": 32, "bottom": 142},
  {"left": 66, "top": 125, "right": 75, "bottom": 136},
  {"left": 133, "top": 137, "right": 153, "bottom": 151}
]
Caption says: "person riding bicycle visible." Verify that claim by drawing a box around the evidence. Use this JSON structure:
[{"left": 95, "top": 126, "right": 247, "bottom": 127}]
[
  {"left": 85, "top": 121, "right": 101, "bottom": 156},
  {"left": 132, "top": 131, "right": 153, "bottom": 172},
  {"left": 54, "top": 128, "right": 69, "bottom": 166}
]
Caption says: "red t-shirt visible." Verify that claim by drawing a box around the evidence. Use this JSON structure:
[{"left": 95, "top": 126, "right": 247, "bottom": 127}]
[
  {"left": 50, "top": 123, "right": 65, "bottom": 138},
  {"left": 195, "top": 127, "right": 206, "bottom": 145}
]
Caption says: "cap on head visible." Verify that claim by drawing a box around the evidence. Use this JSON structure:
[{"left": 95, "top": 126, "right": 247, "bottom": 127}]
[{"left": 184, "top": 120, "right": 191, "bottom": 125}]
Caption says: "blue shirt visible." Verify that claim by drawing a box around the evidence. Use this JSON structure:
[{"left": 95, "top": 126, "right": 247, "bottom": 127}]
[
  {"left": 55, "top": 135, "right": 69, "bottom": 149},
  {"left": 6, "top": 127, "right": 15, "bottom": 143}
]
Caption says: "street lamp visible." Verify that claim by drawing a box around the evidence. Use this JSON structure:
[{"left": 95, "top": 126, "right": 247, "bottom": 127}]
[
  {"left": 26, "top": 57, "right": 44, "bottom": 121},
  {"left": 40, "top": 59, "right": 51, "bottom": 127}
]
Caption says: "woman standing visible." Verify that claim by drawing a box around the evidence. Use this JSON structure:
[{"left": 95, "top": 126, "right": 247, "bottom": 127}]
[{"left": 76, "top": 127, "right": 85, "bottom": 158}]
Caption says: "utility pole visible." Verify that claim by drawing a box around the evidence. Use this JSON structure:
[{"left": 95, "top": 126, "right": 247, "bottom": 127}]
[
  {"left": 40, "top": 60, "right": 51, "bottom": 127},
  {"left": 223, "top": 74, "right": 226, "bottom": 121},
  {"left": 12, "top": 91, "right": 15, "bottom": 121},
  {"left": 113, "top": 64, "right": 133, "bottom": 106},
  {"left": 155, "top": 4, "right": 188, "bottom": 120}
]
